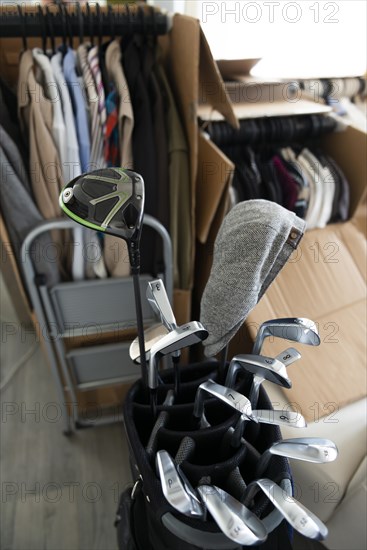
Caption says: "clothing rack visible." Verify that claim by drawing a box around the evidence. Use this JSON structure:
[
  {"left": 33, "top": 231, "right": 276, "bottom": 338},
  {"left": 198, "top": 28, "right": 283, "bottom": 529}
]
[
  {"left": 205, "top": 114, "right": 338, "bottom": 147},
  {"left": 0, "top": 3, "right": 169, "bottom": 39}
]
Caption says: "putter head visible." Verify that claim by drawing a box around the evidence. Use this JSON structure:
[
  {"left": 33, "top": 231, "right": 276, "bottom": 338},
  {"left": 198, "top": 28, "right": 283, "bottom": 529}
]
[
  {"left": 129, "top": 323, "right": 169, "bottom": 364},
  {"left": 60, "top": 168, "right": 144, "bottom": 268},
  {"left": 193, "top": 379, "right": 254, "bottom": 424},
  {"left": 146, "top": 279, "right": 177, "bottom": 331},
  {"left": 148, "top": 321, "right": 208, "bottom": 389},
  {"left": 156, "top": 450, "right": 204, "bottom": 518},
  {"left": 253, "top": 317, "right": 320, "bottom": 354},
  {"left": 255, "top": 479, "right": 328, "bottom": 540},
  {"left": 269, "top": 438, "right": 338, "bottom": 463},
  {"left": 197, "top": 485, "right": 267, "bottom": 545},
  {"left": 227, "top": 354, "right": 292, "bottom": 389}
]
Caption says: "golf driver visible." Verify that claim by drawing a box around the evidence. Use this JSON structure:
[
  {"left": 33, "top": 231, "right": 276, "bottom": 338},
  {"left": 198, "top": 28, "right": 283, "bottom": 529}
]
[
  {"left": 146, "top": 279, "right": 181, "bottom": 396},
  {"left": 253, "top": 317, "right": 320, "bottom": 355},
  {"left": 60, "top": 168, "right": 148, "bottom": 385},
  {"left": 225, "top": 354, "right": 292, "bottom": 407},
  {"left": 156, "top": 450, "right": 204, "bottom": 518},
  {"left": 255, "top": 437, "right": 338, "bottom": 477},
  {"left": 149, "top": 321, "right": 208, "bottom": 413},
  {"left": 192, "top": 379, "right": 254, "bottom": 429},
  {"left": 197, "top": 485, "right": 268, "bottom": 545},
  {"left": 244, "top": 479, "right": 328, "bottom": 541}
]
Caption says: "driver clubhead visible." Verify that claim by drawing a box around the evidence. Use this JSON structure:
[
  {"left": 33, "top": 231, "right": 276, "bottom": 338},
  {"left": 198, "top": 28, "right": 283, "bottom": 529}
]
[
  {"left": 255, "top": 479, "right": 328, "bottom": 540},
  {"left": 60, "top": 168, "right": 144, "bottom": 266},
  {"left": 197, "top": 485, "right": 268, "bottom": 545},
  {"left": 148, "top": 321, "right": 208, "bottom": 390},
  {"left": 253, "top": 317, "right": 320, "bottom": 354}
]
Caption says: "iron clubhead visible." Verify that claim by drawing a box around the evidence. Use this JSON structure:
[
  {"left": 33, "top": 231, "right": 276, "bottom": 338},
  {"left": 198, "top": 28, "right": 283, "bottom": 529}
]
[
  {"left": 156, "top": 450, "right": 204, "bottom": 518},
  {"left": 267, "top": 437, "right": 338, "bottom": 463},
  {"left": 60, "top": 168, "right": 144, "bottom": 268},
  {"left": 146, "top": 279, "right": 177, "bottom": 331},
  {"left": 255, "top": 479, "right": 328, "bottom": 540},
  {"left": 253, "top": 318, "right": 320, "bottom": 354},
  {"left": 226, "top": 354, "right": 292, "bottom": 390},
  {"left": 197, "top": 485, "right": 267, "bottom": 545},
  {"left": 148, "top": 321, "right": 208, "bottom": 390},
  {"left": 129, "top": 323, "right": 169, "bottom": 364}
]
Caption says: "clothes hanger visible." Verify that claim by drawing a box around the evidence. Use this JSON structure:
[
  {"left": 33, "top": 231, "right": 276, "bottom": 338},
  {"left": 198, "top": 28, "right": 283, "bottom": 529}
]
[
  {"left": 76, "top": 2, "right": 84, "bottom": 46},
  {"left": 64, "top": 3, "right": 74, "bottom": 52},
  {"left": 58, "top": 3, "right": 67, "bottom": 57},
  {"left": 86, "top": 2, "right": 94, "bottom": 47},
  {"left": 45, "top": 6, "right": 56, "bottom": 56},
  {"left": 96, "top": 3, "right": 103, "bottom": 49},
  {"left": 17, "top": 4, "right": 28, "bottom": 53},
  {"left": 37, "top": 5, "right": 47, "bottom": 55},
  {"left": 108, "top": 4, "right": 115, "bottom": 41}
]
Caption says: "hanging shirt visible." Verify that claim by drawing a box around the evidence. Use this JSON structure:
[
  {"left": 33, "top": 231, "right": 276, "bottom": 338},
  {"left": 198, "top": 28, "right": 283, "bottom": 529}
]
[
  {"left": 87, "top": 45, "right": 107, "bottom": 169},
  {"left": 50, "top": 51, "right": 81, "bottom": 182},
  {"left": 33, "top": 48, "right": 68, "bottom": 185},
  {"left": 18, "top": 50, "right": 62, "bottom": 219},
  {"left": 105, "top": 39, "right": 134, "bottom": 169},
  {"left": 63, "top": 48, "right": 91, "bottom": 173}
]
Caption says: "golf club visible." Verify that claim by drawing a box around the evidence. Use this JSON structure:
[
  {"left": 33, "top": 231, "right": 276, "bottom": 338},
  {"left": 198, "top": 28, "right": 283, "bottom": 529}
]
[
  {"left": 225, "top": 354, "right": 292, "bottom": 407},
  {"left": 274, "top": 347, "right": 301, "bottom": 367},
  {"left": 197, "top": 485, "right": 268, "bottom": 545},
  {"left": 149, "top": 321, "right": 208, "bottom": 413},
  {"left": 192, "top": 379, "right": 254, "bottom": 429},
  {"left": 255, "top": 437, "right": 338, "bottom": 477},
  {"left": 156, "top": 450, "right": 204, "bottom": 518},
  {"left": 229, "top": 408, "right": 307, "bottom": 448},
  {"left": 146, "top": 279, "right": 181, "bottom": 396},
  {"left": 129, "top": 323, "right": 169, "bottom": 364},
  {"left": 59, "top": 168, "right": 148, "bottom": 386},
  {"left": 253, "top": 317, "right": 320, "bottom": 355},
  {"left": 244, "top": 479, "right": 328, "bottom": 541}
]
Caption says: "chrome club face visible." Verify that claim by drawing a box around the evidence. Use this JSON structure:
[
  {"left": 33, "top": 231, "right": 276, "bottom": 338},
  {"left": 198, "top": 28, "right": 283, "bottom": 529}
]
[
  {"left": 197, "top": 485, "right": 268, "bottom": 545},
  {"left": 255, "top": 438, "right": 338, "bottom": 477},
  {"left": 193, "top": 379, "right": 254, "bottom": 428},
  {"left": 249, "top": 479, "right": 328, "bottom": 541},
  {"left": 148, "top": 322, "right": 208, "bottom": 390},
  {"left": 129, "top": 324, "right": 169, "bottom": 364},
  {"left": 156, "top": 450, "right": 204, "bottom": 518},
  {"left": 253, "top": 317, "right": 320, "bottom": 355},
  {"left": 226, "top": 354, "right": 292, "bottom": 407},
  {"left": 146, "top": 279, "right": 177, "bottom": 332}
]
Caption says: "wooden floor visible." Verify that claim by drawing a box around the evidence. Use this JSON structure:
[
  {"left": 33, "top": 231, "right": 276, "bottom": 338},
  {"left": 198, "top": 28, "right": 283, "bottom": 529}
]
[{"left": 1, "top": 274, "right": 132, "bottom": 550}]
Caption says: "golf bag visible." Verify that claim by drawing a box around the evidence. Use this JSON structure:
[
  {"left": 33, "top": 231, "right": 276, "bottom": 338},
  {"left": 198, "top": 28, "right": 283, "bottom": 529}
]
[{"left": 116, "top": 360, "right": 294, "bottom": 550}]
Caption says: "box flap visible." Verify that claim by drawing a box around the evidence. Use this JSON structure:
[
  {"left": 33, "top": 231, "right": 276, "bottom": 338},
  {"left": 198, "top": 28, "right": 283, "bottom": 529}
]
[
  {"left": 196, "top": 132, "right": 234, "bottom": 244},
  {"left": 198, "top": 99, "right": 331, "bottom": 120},
  {"left": 216, "top": 58, "right": 261, "bottom": 80}
]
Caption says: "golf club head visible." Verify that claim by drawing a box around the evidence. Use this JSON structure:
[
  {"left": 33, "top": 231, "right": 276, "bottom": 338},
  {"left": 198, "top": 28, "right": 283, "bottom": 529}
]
[
  {"left": 156, "top": 450, "right": 204, "bottom": 518},
  {"left": 59, "top": 168, "right": 144, "bottom": 269},
  {"left": 148, "top": 321, "right": 208, "bottom": 389},
  {"left": 252, "top": 409, "right": 307, "bottom": 428},
  {"left": 129, "top": 323, "right": 169, "bottom": 364},
  {"left": 255, "top": 479, "right": 328, "bottom": 540},
  {"left": 253, "top": 318, "right": 320, "bottom": 355},
  {"left": 268, "top": 437, "right": 338, "bottom": 463},
  {"left": 193, "top": 379, "right": 254, "bottom": 425},
  {"left": 275, "top": 347, "right": 301, "bottom": 367},
  {"left": 146, "top": 279, "right": 177, "bottom": 331},
  {"left": 197, "top": 485, "right": 268, "bottom": 545},
  {"left": 226, "top": 354, "right": 291, "bottom": 390}
]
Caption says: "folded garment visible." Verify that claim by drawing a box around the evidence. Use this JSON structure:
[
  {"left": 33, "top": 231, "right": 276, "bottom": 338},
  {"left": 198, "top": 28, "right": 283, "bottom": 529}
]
[{"left": 200, "top": 199, "right": 305, "bottom": 357}]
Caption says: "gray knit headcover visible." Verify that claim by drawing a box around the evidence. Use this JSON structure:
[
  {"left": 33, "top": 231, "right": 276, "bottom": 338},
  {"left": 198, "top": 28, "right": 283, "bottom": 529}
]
[{"left": 200, "top": 200, "right": 306, "bottom": 357}]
